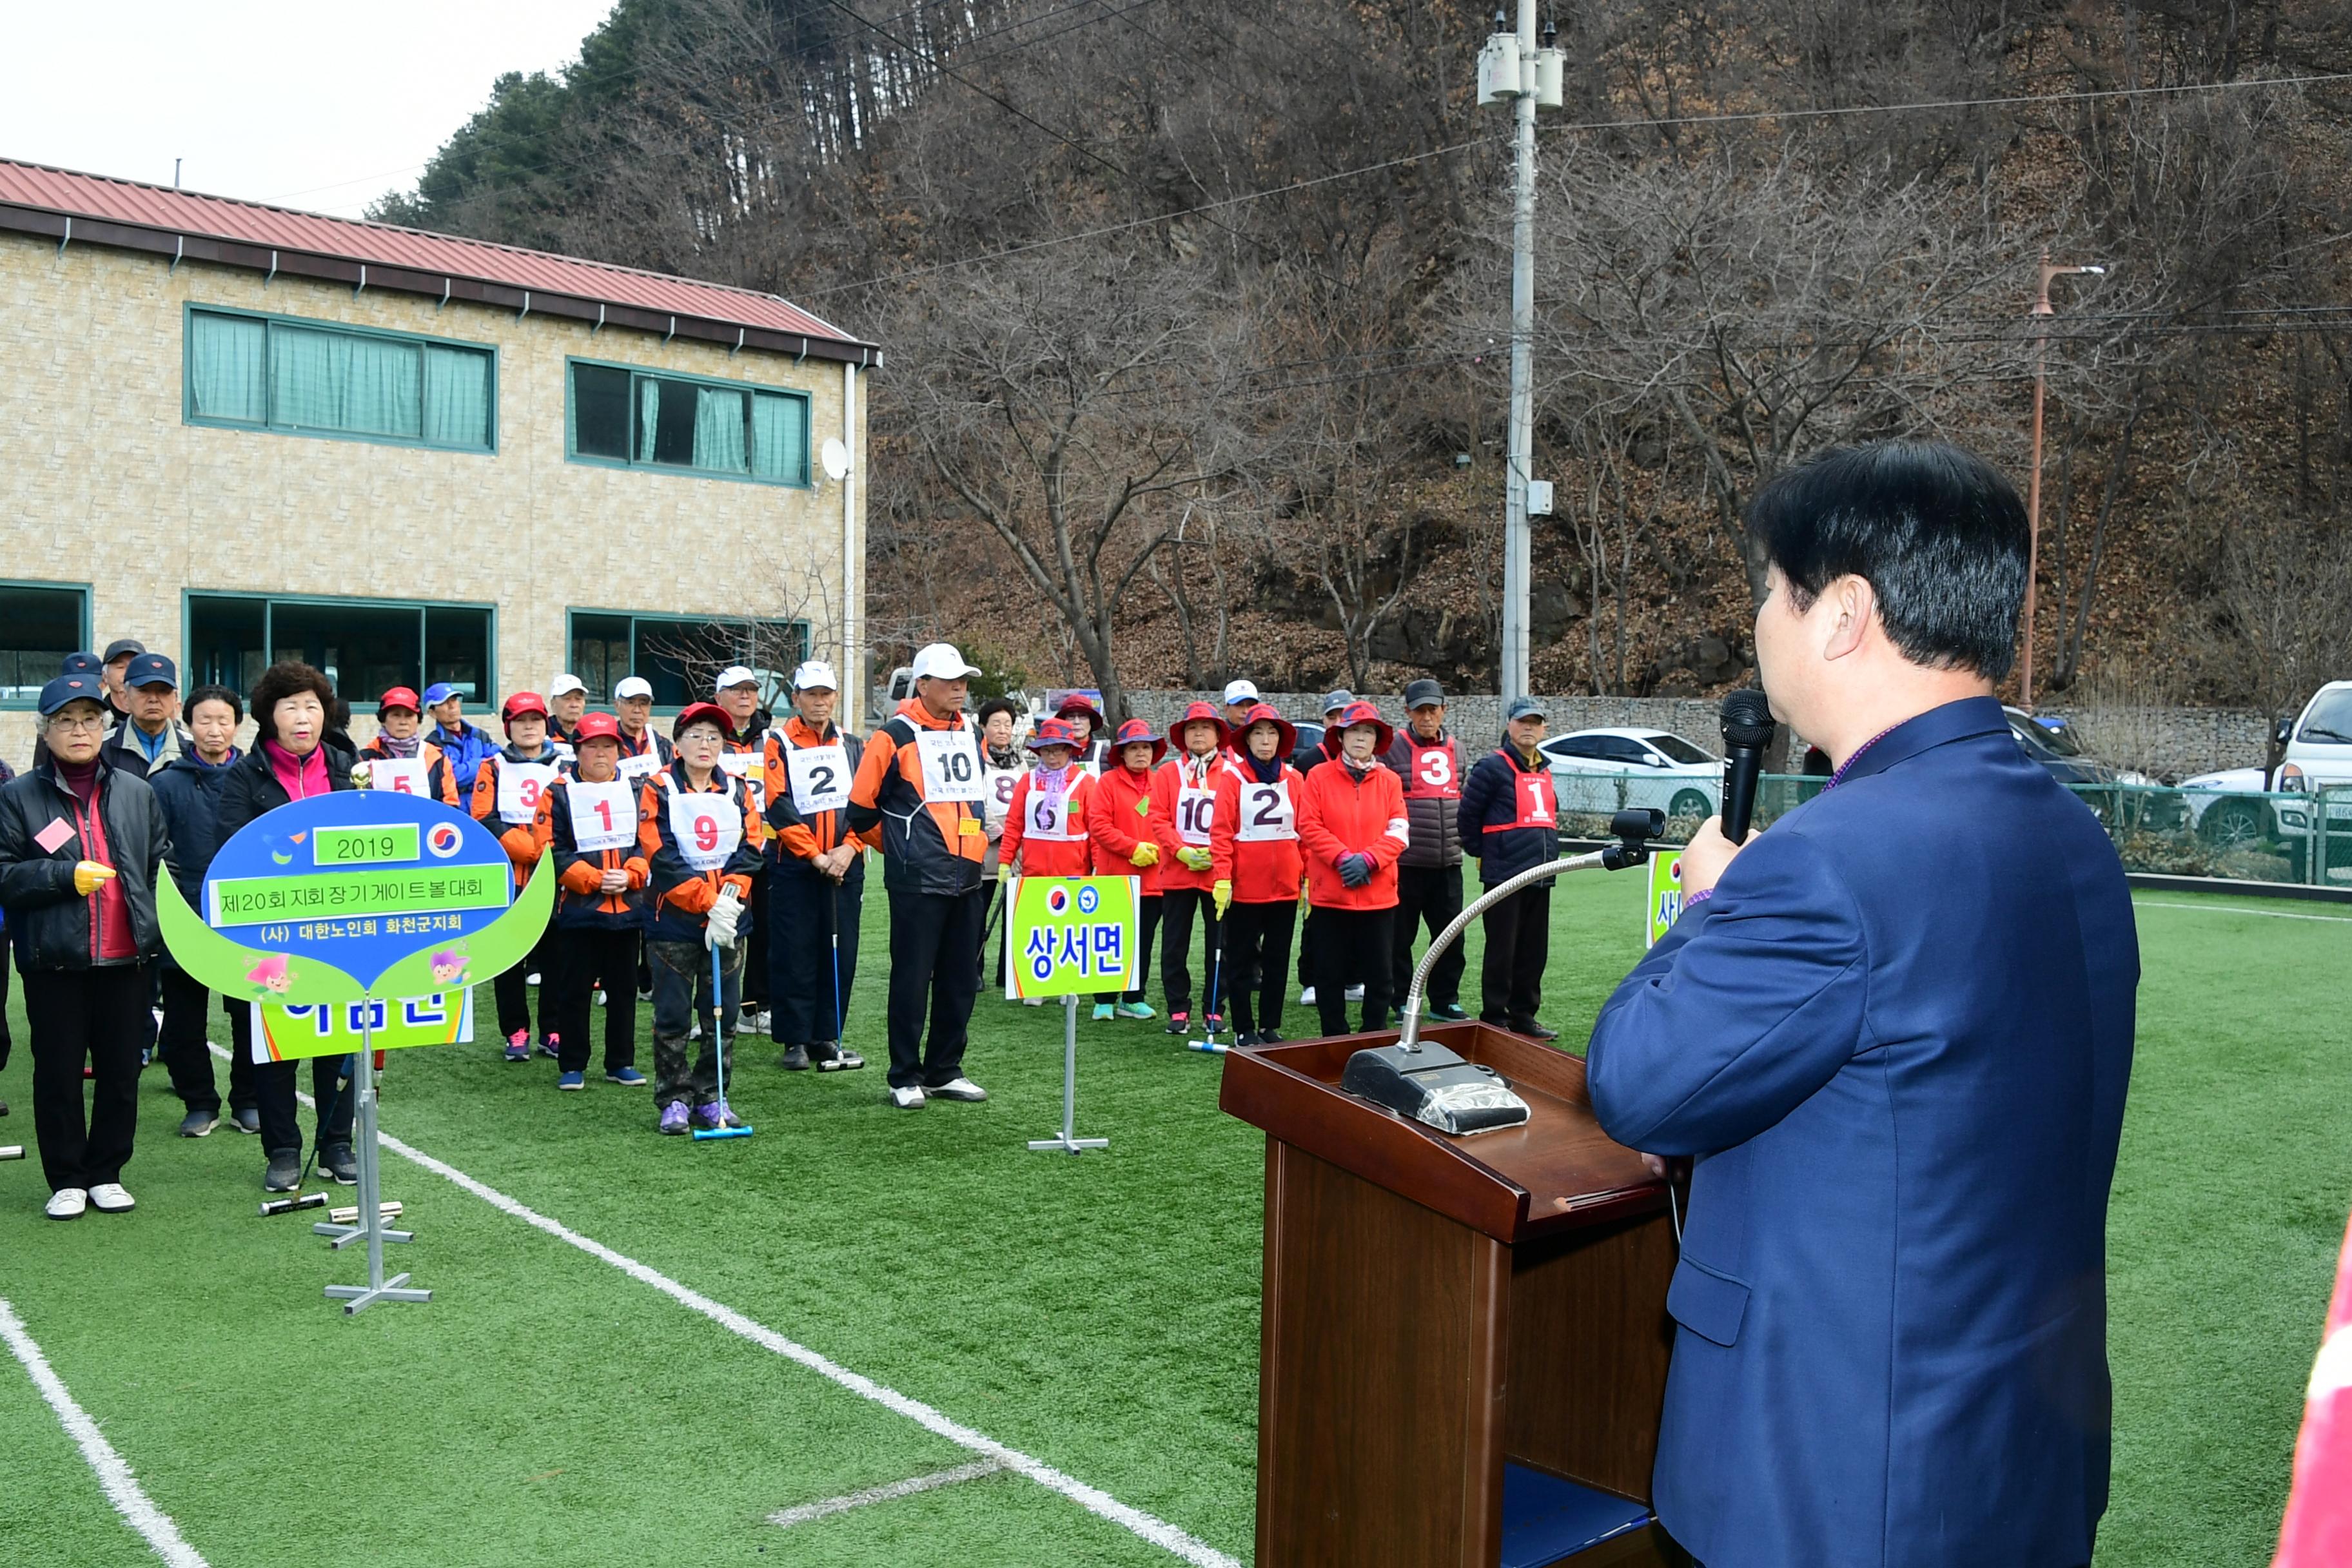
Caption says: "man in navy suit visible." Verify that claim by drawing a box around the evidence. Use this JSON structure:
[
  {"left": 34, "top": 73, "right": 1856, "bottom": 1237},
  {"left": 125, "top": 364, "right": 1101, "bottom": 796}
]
[{"left": 1587, "top": 441, "right": 2139, "bottom": 1568}]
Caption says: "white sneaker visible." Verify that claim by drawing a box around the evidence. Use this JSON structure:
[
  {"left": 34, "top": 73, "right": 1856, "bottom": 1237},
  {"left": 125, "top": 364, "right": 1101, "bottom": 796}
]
[
  {"left": 594, "top": 988, "right": 607, "bottom": 1008},
  {"left": 928, "top": 1077, "right": 988, "bottom": 1102},
  {"left": 87, "top": 1183, "right": 135, "bottom": 1214},
  {"left": 689, "top": 1021, "right": 703, "bottom": 1039},
  {"left": 749, "top": 1010, "right": 773, "bottom": 1034},
  {"left": 526, "top": 972, "right": 543, "bottom": 986},
  {"left": 1021, "top": 997, "right": 1044, "bottom": 1007},
  {"left": 46, "top": 1188, "right": 88, "bottom": 1220},
  {"left": 890, "top": 1084, "right": 926, "bottom": 1109},
  {"left": 1345, "top": 985, "right": 1366, "bottom": 1003},
  {"left": 1299, "top": 986, "right": 1318, "bottom": 1005}
]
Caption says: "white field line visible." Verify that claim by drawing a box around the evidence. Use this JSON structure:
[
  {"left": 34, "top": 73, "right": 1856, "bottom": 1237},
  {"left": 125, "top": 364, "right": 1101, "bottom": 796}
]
[
  {"left": 769, "top": 1459, "right": 1004, "bottom": 1529},
  {"left": 226, "top": 1045, "right": 1241, "bottom": 1568},
  {"left": 2133, "top": 899, "right": 2352, "bottom": 923},
  {"left": 0, "top": 1297, "right": 209, "bottom": 1568}
]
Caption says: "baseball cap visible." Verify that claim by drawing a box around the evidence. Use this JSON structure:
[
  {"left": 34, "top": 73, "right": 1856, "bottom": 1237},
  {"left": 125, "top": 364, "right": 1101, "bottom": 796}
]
[
  {"left": 60, "top": 652, "right": 101, "bottom": 676},
  {"left": 714, "top": 665, "right": 758, "bottom": 693},
  {"left": 1404, "top": 678, "right": 1445, "bottom": 709},
  {"left": 790, "top": 660, "right": 839, "bottom": 692},
  {"left": 422, "top": 682, "right": 464, "bottom": 707},
  {"left": 908, "top": 643, "right": 982, "bottom": 682},
  {"left": 1504, "top": 696, "right": 1547, "bottom": 723},
  {"left": 1321, "top": 689, "right": 1356, "bottom": 716},
  {"left": 501, "top": 692, "right": 549, "bottom": 723},
  {"left": 549, "top": 673, "right": 588, "bottom": 699},
  {"left": 102, "top": 638, "right": 146, "bottom": 663},
  {"left": 123, "top": 652, "right": 177, "bottom": 689},
  {"left": 574, "top": 712, "right": 622, "bottom": 743},
  {"left": 674, "top": 701, "right": 729, "bottom": 738},
  {"left": 38, "top": 675, "right": 106, "bottom": 715},
  {"left": 377, "top": 686, "right": 422, "bottom": 716},
  {"left": 613, "top": 676, "right": 654, "bottom": 701},
  {"left": 1221, "top": 679, "right": 1260, "bottom": 706}
]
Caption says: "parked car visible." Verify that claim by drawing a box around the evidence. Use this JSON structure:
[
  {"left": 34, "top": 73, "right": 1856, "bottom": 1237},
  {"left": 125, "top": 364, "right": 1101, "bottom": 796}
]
[
  {"left": 1540, "top": 729, "right": 1721, "bottom": 820},
  {"left": 2003, "top": 708, "right": 2124, "bottom": 787},
  {"left": 2179, "top": 681, "right": 2352, "bottom": 848}
]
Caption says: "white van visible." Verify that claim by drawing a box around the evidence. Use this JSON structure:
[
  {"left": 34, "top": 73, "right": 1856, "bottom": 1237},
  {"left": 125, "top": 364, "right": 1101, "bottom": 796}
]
[{"left": 2179, "top": 681, "right": 2352, "bottom": 854}]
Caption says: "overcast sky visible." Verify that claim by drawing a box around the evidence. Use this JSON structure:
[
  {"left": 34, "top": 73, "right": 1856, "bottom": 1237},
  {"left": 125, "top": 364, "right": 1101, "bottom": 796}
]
[{"left": 3, "top": 1, "right": 618, "bottom": 219}]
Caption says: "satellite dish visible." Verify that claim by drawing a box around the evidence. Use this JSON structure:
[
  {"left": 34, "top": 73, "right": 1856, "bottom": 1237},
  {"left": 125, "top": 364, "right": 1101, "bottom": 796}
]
[{"left": 820, "top": 438, "right": 850, "bottom": 482}]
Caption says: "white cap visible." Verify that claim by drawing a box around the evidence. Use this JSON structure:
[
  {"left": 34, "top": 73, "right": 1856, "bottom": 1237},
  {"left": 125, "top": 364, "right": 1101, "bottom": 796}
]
[
  {"left": 1221, "top": 679, "right": 1260, "bottom": 705},
  {"left": 790, "top": 660, "right": 839, "bottom": 692},
  {"left": 614, "top": 676, "right": 654, "bottom": 701},
  {"left": 908, "top": 642, "right": 982, "bottom": 682},
  {"left": 714, "top": 665, "right": 758, "bottom": 692},
  {"left": 549, "top": 672, "right": 587, "bottom": 699}
]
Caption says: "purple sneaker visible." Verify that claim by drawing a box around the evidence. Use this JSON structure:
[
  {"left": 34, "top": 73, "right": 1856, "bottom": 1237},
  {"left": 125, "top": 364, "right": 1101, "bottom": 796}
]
[
  {"left": 713, "top": 1101, "right": 747, "bottom": 1130},
  {"left": 692, "top": 1101, "right": 723, "bottom": 1130},
  {"left": 658, "top": 1101, "right": 692, "bottom": 1136},
  {"left": 503, "top": 1030, "right": 531, "bottom": 1063}
]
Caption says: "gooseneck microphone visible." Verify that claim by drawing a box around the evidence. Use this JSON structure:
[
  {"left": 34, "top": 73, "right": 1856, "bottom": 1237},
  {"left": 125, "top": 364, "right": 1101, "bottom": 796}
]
[{"left": 1719, "top": 690, "right": 1777, "bottom": 844}]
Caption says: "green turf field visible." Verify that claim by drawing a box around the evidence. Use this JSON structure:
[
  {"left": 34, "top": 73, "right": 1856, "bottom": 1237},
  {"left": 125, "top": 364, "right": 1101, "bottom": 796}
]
[{"left": 0, "top": 879, "right": 2344, "bottom": 1567}]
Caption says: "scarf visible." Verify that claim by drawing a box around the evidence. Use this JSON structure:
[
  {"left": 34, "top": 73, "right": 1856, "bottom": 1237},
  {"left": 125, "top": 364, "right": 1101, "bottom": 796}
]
[
  {"left": 1246, "top": 752, "right": 1285, "bottom": 785},
  {"left": 377, "top": 732, "right": 422, "bottom": 760},
  {"left": 1033, "top": 762, "right": 1075, "bottom": 796},
  {"left": 56, "top": 755, "right": 101, "bottom": 806},
  {"left": 986, "top": 743, "right": 1021, "bottom": 770},
  {"left": 262, "top": 739, "right": 329, "bottom": 801},
  {"left": 1181, "top": 750, "right": 1218, "bottom": 787}
]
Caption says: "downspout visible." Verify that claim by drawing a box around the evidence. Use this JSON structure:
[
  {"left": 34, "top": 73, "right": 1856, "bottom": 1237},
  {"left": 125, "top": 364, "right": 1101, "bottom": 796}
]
[{"left": 841, "top": 359, "right": 859, "bottom": 718}]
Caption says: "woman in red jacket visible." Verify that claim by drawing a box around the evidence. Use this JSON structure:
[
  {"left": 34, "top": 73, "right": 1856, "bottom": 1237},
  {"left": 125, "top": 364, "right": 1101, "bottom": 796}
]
[
  {"left": 1210, "top": 704, "right": 1307, "bottom": 1046},
  {"left": 1296, "top": 701, "right": 1410, "bottom": 1037},
  {"left": 1086, "top": 718, "right": 1166, "bottom": 1021},
  {"left": 1152, "top": 701, "right": 1230, "bottom": 1034}
]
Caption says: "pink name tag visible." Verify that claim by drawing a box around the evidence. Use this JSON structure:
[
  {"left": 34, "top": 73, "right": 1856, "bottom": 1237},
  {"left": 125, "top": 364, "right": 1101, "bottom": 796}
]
[{"left": 34, "top": 818, "right": 74, "bottom": 854}]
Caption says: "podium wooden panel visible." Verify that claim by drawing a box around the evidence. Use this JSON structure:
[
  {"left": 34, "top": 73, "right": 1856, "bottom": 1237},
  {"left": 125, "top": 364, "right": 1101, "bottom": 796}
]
[{"left": 1219, "top": 1023, "right": 1678, "bottom": 1568}]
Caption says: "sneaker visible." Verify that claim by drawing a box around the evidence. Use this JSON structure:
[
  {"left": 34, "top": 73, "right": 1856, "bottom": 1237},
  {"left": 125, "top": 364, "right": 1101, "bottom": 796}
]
[
  {"left": 749, "top": 1009, "right": 773, "bottom": 1035},
  {"left": 815, "top": 1044, "right": 866, "bottom": 1072},
  {"left": 605, "top": 1067, "right": 649, "bottom": 1086},
  {"left": 1164, "top": 1012, "right": 1191, "bottom": 1034},
  {"left": 229, "top": 1107, "right": 262, "bottom": 1135},
  {"left": 503, "top": 1030, "right": 531, "bottom": 1063},
  {"left": 689, "top": 1020, "right": 703, "bottom": 1040},
  {"left": 526, "top": 971, "right": 542, "bottom": 986},
  {"left": 692, "top": 1101, "right": 723, "bottom": 1130},
  {"left": 1021, "top": 997, "right": 1044, "bottom": 1006},
  {"left": 1259, "top": 1028, "right": 1286, "bottom": 1044},
  {"left": 658, "top": 1101, "right": 692, "bottom": 1135},
  {"left": 594, "top": 988, "right": 607, "bottom": 1008},
  {"left": 1115, "top": 1001, "right": 1157, "bottom": 1021},
  {"left": 556, "top": 1070, "right": 586, "bottom": 1092},
  {"left": 927, "top": 1077, "right": 988, "bottom": 1102},
  {"left": 1091, "top": 1003, "right": 1116, "bottom": 1021},
  {"left": 1513, "top": 1019, "right": 1560, "bottom": 1042},
  {"left": 45, "top": 1188, "right": 87, "bottom": 1220},
  {"left": 890, "top": 1084, "right": 926, "bottom": 1109},
  {"left": 779, "top": 1044, "right": 812, "bottom": 1072},
  {"left": 537, "top": 1034, "right": 561, "bottom": 1060},
  {"left": 263, "top": 1153, "right": 302, "bottom": 1192},
  {"left": 1346, "top": 984, "right": 1366, "bottom": 1003},
  {"left": 1235, "top": 1032, "right": 1262, "bottom": 1048},
  {"left": 320, "top": 1144, "right": 359, "bottom": 1186},
  {"left": 714, "top": 1101, "right": 747, "bottom": 1130},
  {"left": 1429, "top": 1001, "right": 1471, "bottom": 1022},
  {"left": 177, "top": 1109, "right": 220, "bottom": 1138},
  {"left": 1299, "top": 986, "right": 1318, "bottom": 1006},
  {"left": 1204, "top": 1014, "right": 1226, "bottom": 1032},
  {"left": 87, "top": 1182, "right": 135, "bottom": 1214}
]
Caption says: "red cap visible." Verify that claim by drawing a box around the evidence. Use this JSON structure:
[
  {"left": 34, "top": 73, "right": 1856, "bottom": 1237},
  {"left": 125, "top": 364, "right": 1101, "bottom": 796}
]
[
  {"left": 673, "top": 701, "right": 729, "bottom": 739},
  {"left": 377, "top": 686, "right": 421, "bottom": 716},
  {"left": 500, "top": 692, "right": 549, "bottom": 723},
  {"left": 1167, "top": 700, "right": 1231, "bottom": 752},
  {"left": 573, "top": 712, "right": 622, "bottom": 743}
]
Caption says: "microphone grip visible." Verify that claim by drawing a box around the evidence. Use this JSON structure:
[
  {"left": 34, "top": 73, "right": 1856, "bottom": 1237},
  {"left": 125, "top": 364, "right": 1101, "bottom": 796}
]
[{"left": 1721, "top": 746, "right": 1763, "bottom": 845}]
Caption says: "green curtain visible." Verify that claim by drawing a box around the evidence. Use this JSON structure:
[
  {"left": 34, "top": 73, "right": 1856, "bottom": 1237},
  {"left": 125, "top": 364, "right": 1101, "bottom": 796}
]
[
  {"left": 270, "top": 326, "right": 420, "bottom": 438},
  {"left": 692, "top": 386, "right": 748, "bottom": 473},
  {"left": 750, "top": 391, "right": 807, "bottom": 483},
  {"left": 636, "top": 377, "right": 662, "bottom": 463},
  {"left": 188, "top": 313, "right": 267, "bottom": 422},
  {"left": 422, "top": 346, "right": 491, "bottom": 449}
]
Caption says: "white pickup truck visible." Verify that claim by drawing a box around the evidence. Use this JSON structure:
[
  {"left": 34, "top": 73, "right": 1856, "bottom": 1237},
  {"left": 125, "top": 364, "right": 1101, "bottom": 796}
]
[{"left": 2179, "top": 681, "right": 2352, "bottom": 858}]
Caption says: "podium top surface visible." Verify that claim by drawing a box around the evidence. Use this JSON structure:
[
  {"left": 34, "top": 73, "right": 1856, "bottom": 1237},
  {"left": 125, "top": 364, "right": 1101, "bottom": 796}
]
[{"left": 1219, "top": 1023, "right": 1665, "bottom": 1244}]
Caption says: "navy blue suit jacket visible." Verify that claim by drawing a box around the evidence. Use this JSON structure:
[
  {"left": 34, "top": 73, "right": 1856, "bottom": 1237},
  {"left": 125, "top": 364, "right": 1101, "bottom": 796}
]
[{"left": 1587, "top": 697, "right": 2137, "bottom": 1568}]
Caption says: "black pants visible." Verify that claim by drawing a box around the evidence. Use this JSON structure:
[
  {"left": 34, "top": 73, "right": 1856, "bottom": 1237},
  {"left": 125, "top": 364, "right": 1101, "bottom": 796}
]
[
  {"left": 255, "top": 1054, "right": 356, "bottom": 1161},
  {"left": 0, "top": 952, "right": 12, "bottom": 1070},
  {"left": 770, "top": 866, "right": 863, "bottom": 1046},
  {"left": 548, "top": 925, "right": 640, "bottom": 1074},
  {"left": 976, "top": 878, "right": 1010, "bottom": 990},
  {"left": 1478, "top": 883, "right": 1551, "bottom": 1028},
  {"left": 493, "top": 932, "right": 545, "bottom": 1044},
  {"left": 23, "top": 964, "right": 149, "bottom": 1191},
  {"left": 158, "top": 963, "right": 255, "bottom": 1115},
  {"left": 1222, "top": 901, "right": 1297, "bottom": 1039},
  {"left": 1391, "top": 863, "right": 1466, "bottom": 1006},
  {"left": 1159, "top": 887, "right": 1224, "bottom": 1018},
  {"left": 741, "top": 868, "right": 770, "bottom": 1008},
  {"left": 885, "top": 887, "right": 986, "bottom": 1090},
  {"left": 1097, "top": 894, "right": 1162, "bottom": 1005},
  {"left": 1310, "top": 907, "right": 1396, "bottom": 1037},
  {"left": 1297, "top": 906, "right": 1319, "bottom": 988}
]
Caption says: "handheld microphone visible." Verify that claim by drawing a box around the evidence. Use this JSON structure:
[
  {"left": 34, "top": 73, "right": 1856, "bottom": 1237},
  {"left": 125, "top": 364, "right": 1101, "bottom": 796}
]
[{"left": 1718, "top": 690, "right": 1776, "bottom": 845}]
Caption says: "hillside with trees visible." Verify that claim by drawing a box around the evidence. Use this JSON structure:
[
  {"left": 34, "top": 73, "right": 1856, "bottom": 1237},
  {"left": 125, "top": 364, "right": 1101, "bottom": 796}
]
[{"left": 373, "top": 0, "right": 2352, "bottom": 728}]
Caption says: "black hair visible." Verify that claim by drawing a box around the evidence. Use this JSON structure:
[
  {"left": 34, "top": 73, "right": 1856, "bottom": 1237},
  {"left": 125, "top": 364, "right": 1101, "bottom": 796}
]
[
  {"left": 974, "top": 697, "right": 1023, "bottom": 727},
  {"left": 248, "top": 661, "right": 337, "bottom": 743},
  {"left": 185, "top": 683, "right": 244, "bottom": 725},
  {"left": 1747, "top": 440, "right": 2029, "bottom": 681}
]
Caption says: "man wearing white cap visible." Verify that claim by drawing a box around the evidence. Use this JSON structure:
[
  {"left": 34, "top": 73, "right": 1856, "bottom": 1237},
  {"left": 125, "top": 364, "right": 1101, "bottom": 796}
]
[
  {"left": 610, "top": 676, "right": 675, "bottom": 778},
  {"left": 1220, "top": 680, "right": 1261, "bottom": 741},
  {"left": 762, "top": 660, "right": 872, "bottom": 1072},
  {"left": 847, "top": 643, "right": 992, "bottom": 1108},
  {"left": 547, "top": 673, "right": 590, "bottom": 757}
]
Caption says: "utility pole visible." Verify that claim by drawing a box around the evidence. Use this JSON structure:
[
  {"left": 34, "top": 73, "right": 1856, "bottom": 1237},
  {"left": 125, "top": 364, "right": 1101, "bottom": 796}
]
[
  {"left": 2019, "top": 252, "right": 2106, "bottom": 710},
  {"left": 1479, "top": 9, "right": 1562, "bottom": 703}
]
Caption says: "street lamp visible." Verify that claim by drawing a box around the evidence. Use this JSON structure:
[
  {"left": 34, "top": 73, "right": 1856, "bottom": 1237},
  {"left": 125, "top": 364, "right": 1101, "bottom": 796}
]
[{"left": 2020, "top": 253, "right": 2108, "bottom": 710}]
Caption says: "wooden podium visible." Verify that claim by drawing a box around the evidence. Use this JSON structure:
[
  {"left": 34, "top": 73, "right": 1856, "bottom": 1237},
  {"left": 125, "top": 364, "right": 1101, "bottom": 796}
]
[{"left": 1219, "top": 1023, "right": 1678, "bottom": 1568}]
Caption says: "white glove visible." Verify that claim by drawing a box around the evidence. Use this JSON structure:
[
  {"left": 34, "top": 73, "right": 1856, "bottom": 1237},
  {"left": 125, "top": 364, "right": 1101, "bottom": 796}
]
[{"left": 705, "top": 889, "right": 742, "bottom": 948}]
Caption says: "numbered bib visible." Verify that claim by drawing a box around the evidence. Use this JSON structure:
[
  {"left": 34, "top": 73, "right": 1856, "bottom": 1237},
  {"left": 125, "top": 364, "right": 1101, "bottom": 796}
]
[
  {"left": 915, "top": 727, "right": 986, "bottom": 802},
  {"left": 717, "top": 750, "right": 763, "bottom": 805},
  {"left": 567, "top": 779, "right": 636, "bottom": 853},
  {"left": 1515, "top": 770, "right": 1559, "bottom": 828},
  {"left": 550, "top": 740, "right": 577, "bottom": 765},
  {"left": 1407, "top": 741, "right": 1461, "bottom": 799},
  {"left": 784, "top": 742, "right": 852, "bottom": 815},
  {"left": 1235, "top": 781, "right": 1296, "bottom": 842},
  {"left": 616, "top": 750, "right": 663, "bottom": 784},
  {"left": 1176, "top": 784, "right": 1217, "bottom": 846},
  {"left": 495, "top": 761, "right": 559, "bottom": 825},
  {"left": 667, "top": 789, "right": 744, "bottom": 872},
  {"left": 365, "top": 758, "right": 429, "bottom": 797},
  {"left": 982, "top": 765, "right": 1022, "bottom": 828},
  {"left": 1023, "top": 784, "right": 1084, "bottom": 841}
]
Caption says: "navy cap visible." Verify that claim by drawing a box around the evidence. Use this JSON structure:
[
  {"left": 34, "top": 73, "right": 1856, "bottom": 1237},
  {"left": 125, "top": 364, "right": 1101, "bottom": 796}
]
[
  {"left": 124, "top": 652, "right": 177, "bottom": 689},
  {"left": 60, "top": 651, "right": 101, "bottom": 676},
  {"left": 38, "top": 675, "right": 106, "bottom": 716},
  {"left": 102, "top": 638, "right": 146, "bottom": 663},
  {"left": 1404, "top": 678, "right": 1445, "bottom": 708},
  {"left": 1321, "top": 689, "right": 1356, "bottom": 716},
  {"left": 1504, "top": 696, "right": 1547, "bottom": 723},
  {"left": 422, "top": 682, "right": 463, "bottom": 706}
]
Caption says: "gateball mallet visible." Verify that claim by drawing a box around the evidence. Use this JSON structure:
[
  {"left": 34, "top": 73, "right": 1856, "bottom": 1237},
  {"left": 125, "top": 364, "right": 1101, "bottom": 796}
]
[
  {"left": 694, "top": 936, "right": 753, "bottom": 1141},
  {"left": 1186, "top": 923, "right": 1230, "bottom": 1054}
]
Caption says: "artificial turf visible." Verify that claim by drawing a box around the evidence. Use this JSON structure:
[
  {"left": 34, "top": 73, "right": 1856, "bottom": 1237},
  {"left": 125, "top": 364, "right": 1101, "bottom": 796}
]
[{"left": 0, "top": 878, "right": 2344, "bottom": 1567}]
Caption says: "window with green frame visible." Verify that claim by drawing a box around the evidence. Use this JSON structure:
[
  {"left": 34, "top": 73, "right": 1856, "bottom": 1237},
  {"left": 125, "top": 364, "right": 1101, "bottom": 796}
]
[
  {"left": 187, "top": 594, "right": 493, "bottom": 703},
  {"left": 569, "top": 612, "right": 808, "bottom": 707},
  {"left": 566, "top": 359, "right": 809, "bottom": 484},
  {"left": 0, "top": 582, "right": 90, "bottom": 707},
  {"left": 184, "top": 306, "right": 496, "bottom": 453}
]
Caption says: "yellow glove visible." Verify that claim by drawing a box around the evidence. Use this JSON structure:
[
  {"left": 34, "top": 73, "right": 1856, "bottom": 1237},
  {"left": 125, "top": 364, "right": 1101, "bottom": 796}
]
[
  {"left": 1212, "top": 879, "right": 1232, "bottom": 919},
  {"left": 1177, "top": 847, "right": 1213, "bottom": 872},
  {"left": 1129, "top": 841, "right": 1160, "bottom": 868},
  {"left": 74, "top": 861, "right": 117, "bottom": 897}
]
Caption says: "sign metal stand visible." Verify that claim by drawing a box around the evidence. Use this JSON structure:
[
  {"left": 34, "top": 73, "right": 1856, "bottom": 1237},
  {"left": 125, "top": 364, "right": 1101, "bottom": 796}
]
[
  {"left": 1028, "top": 993, "right": 1108, "bottom": 1156},
  {"left": 315, "top": 1007, "right": 429, "bottom": 1313}
]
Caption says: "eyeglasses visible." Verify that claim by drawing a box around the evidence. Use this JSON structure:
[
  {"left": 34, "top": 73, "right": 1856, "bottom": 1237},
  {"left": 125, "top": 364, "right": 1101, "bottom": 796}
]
[{"left": 46, "top": 712, "right": 108, "bottom": 734}]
